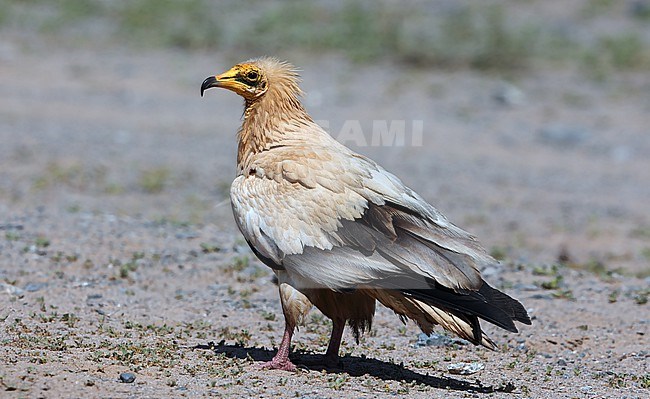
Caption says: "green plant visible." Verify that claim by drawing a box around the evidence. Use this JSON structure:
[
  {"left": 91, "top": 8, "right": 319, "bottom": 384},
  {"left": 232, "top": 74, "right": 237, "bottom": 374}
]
[
  {"left": 139, "top": 167, "right": 170, "bottom": 194},
  {"left": 4, "top": 232, "right": 20, "bottom": 241},
  {"left": 35, "top": 237, "right": 50, "bottom": 248},
  {"left": 490, "top": 246, "right": 507, "bottom": 261},
  {"left": 116, "top": 0, "right": 221, "bottom": 49},
  {"left": 600, "top": 33, "right": 646, "bottom": 68},
  {"left": 541, "top": 275, "right": 563, "bottom": 290},
  {"left": 200, "top": 243, "right": 220, "bottom": 254}
]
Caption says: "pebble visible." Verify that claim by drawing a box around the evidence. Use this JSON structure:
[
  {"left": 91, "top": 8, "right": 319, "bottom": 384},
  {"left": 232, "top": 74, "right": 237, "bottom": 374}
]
[
  {"left": 1, "top": 282, "right": 25, "bottom": 298},
  {"left": 416, "top": 333, "right": 468, "bottom": 347},
  {"left": 630, "top": 0, "right": 650, "bottom": 18},
  {"left": 0, "top": 223, "right": 23, "bottom": 230},
  {"left": 175, "top": 231, "right": 199, "bottom": 239},
  {"left": 119, "top": 372, "right": 136, "bottom": 383},
  {"left": 537, "top": 125, "right": 591, "bottom": 148},
  {"left": 492, "top": 82, "right": 525, "bottom": 107},
  {"left": 24, "top": 282, "right": 47, "bottom": 292},
  {"left": 514, "top": 283, "right": 539, "bottom": 291},
  {"left": 529, "top": 293, "right": 554, "bottom": 300},
  {"left": 447, "top": 362, "right": 484, "bottom": 375},
  {"left": 557, "top": 359, "right": 568, "bottom": 366},
  {"left": 480, "top": 266, "right": 501, "bottom": 279}
]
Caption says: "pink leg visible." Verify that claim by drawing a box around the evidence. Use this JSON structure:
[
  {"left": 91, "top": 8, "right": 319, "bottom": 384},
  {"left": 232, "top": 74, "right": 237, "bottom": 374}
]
[
  {"left": 324, "top": 318, "right": 345, "bottom": 366},
  {"left": 258, "top": 322, "right": 297, "bottom": 371}
]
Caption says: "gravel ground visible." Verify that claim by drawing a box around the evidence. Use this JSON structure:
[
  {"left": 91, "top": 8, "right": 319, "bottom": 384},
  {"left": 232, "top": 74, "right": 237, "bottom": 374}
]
[{"left": 1, "top": 32, "right": 649, "bottom": 398}]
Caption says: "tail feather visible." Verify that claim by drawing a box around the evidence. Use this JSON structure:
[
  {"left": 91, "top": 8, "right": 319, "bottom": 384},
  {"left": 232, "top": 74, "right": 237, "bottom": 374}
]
[
  {"left": 410, "top": 297, "right": 497, "bottom": 350},
  {"left": 366, "top": 276, "right": 530, "bottom": 349},
  {"left": 404, "top": 282, "right": 530, "bottom": 333},
  {"left": 369, "top": 288, "right": 498, "bottom": 349},
  {"left": 478, "top": 283, "right": 531, "bottom": 325},
  {"left": 375, "top": 276, "right": 530, "bottom": 332}
]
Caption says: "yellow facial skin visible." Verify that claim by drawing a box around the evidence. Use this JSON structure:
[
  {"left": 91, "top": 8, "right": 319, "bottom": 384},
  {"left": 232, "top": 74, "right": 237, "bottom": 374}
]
[{"left": 201, "top": 63, "right": 268, "bottom": 100}]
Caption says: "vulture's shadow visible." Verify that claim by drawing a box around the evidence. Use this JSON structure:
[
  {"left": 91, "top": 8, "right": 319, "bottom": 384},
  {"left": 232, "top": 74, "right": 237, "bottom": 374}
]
[{"left": 193, "top": 341, "right": 515, "bottom": 394}]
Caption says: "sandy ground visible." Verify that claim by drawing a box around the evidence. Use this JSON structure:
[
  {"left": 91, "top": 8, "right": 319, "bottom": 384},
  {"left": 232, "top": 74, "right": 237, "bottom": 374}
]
[{"left": 1, "top": 33, "right": 649, "bottom": 398}]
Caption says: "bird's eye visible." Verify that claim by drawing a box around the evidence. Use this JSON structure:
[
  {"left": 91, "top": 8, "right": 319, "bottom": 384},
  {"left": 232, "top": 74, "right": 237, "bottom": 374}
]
[{"left": 246, "top": 71, "right": 259, "bottom": 81}]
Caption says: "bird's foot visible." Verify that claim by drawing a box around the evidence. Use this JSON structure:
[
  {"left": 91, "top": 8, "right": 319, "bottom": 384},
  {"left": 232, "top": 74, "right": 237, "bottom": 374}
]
[{"left": 256, "top": 358, "right": 297, "bottom": 372}]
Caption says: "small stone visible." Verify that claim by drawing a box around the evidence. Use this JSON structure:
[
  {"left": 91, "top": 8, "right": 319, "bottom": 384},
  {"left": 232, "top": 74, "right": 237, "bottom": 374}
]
[
  {"left": 119, "top": 372, "right": 136, "bottom": 383},
  {"left": 580, "top": 385, "right": 592, "bottom": 392},
  {"left": 529, "top": 293, "right": 554, "bottom": 300},
  {"left": 24, "top": 282, "right": 47, "bottom": 292},
  {"left": 416, "top": 333, "right": 464, "bottom": 347},
  {"left": 557, "top": 359, "right": 568, "bottom": 366},
  {"left": 175, "top": 231, "right": 199, "bottom": 239},
  {"left": 630, "top": 0, "right": 650, "bottom": 18},
  {"left": 537, "top": 125, "right": 591, "bottom": 148},
  {"left": 1, "top": 282, "right": 24, "bottom": 298},
  {"left": 493, "top": 82, "right": 525, "bottom": 106},
  {"left": 447, "top": 362, "right": 484, "bottom": 375},
  {"left": 514, "top": 283, "right": 539, "bottom": 291},
  {"left": 480, "top": 266, "right": 500, "bottom": 279}
]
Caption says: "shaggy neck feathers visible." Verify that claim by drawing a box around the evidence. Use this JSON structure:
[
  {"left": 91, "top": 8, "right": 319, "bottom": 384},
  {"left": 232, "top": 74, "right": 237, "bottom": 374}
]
[{"left": 237, "top": 58, "right": 313, "bottom": 168}]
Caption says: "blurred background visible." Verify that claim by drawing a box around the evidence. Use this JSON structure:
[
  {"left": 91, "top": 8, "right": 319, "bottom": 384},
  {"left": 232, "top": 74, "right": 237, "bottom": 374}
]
[{"left": 1, "top": 0, "right": 649, "bottom": 276}]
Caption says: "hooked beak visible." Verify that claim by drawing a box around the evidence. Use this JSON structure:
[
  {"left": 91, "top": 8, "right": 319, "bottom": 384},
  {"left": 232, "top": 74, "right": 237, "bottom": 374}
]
[
  {"left": 200, "top": 76, "right": 218, "bottom": 97},
  {"left": 200, "top": 67, "right": 242, "bottom": 97}
]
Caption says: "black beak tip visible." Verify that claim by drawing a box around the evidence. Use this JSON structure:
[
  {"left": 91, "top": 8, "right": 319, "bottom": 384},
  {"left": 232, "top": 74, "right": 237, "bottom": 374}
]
[{"left": 201, "top": 76, "right": 218, "bottom": 97}]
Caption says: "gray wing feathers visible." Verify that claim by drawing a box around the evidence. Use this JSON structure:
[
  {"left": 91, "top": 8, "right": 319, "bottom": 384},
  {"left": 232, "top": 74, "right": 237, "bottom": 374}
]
[{"left": 231, "top": 147, "right": 491, "bottom": 291}]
